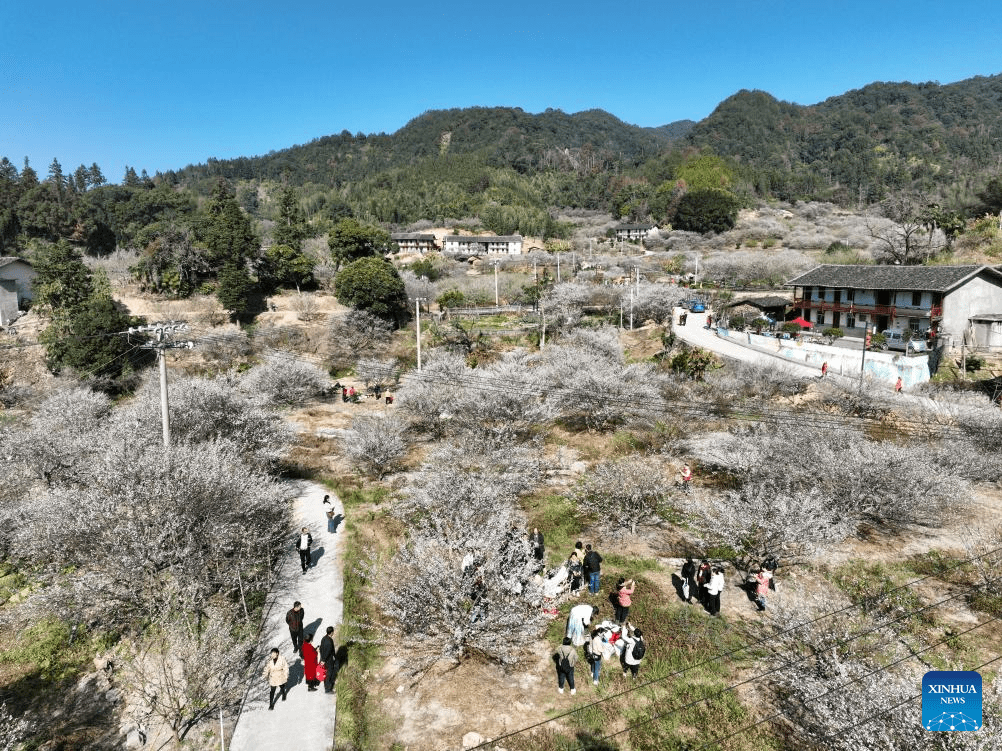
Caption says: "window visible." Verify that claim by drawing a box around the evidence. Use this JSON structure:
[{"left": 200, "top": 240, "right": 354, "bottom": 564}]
[
  {"left": 908, "top": 318, "right": 921, "bottom": 332},
  {"left": 817, "top": 286, "right": 826, "bottom": 301},
  {"left": 802, "top": 286, "right": 812, "bottom": 301},
  {"left": 912, "top": 291, "right": 922, "bottom": 307},
  {"left": 846, "top": 289, "right": 855, "bottom": 302}
]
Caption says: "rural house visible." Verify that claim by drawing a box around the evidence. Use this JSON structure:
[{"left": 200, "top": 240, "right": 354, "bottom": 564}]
[
  {"left": 391, "top": 233, "right": 439, "bottom": 254},
  {"left": 0, "top": 257, "right": 36, "bottom": 326},
  {"left": 614, "top": 223, "right": 658, "bottom": 242},
  {"left": 442, "top": 234, "right": 523, "bottom": 256},
  {"left": 785, "top": 264, "right": 1002, "bottom": 346}
]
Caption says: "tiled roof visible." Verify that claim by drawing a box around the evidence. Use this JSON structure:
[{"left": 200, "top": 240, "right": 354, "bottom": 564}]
[
  {"left": 615, "top": 224, "right": 655, "bottom": 231},
  {"left": 444, "top": 235, "right": 522, "bottom": 243},
  {"left": 785, "top": 264, "right": 1002, "bottom": 292},
  {"left": 391, "top": 233, "right": 437, "bottom": 241},
  {"left": 732, "top": 295, "right": 791, "bottom": 309}
]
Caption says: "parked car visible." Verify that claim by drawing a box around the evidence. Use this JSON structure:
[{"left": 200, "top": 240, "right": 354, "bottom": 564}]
[
  {"left": 881, "top": 329, "right": 927, "bottom": 353},
  {"left": 685, "top": 299, "right": 706, "bottom": 313}
]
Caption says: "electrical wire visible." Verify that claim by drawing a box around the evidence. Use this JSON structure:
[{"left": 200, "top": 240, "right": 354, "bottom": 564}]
[{"left": 468, "top": 551, "right": 1002, "bottom": 750}]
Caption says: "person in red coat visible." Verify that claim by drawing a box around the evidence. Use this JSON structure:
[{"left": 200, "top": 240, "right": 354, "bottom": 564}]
[{"left": 302, "top": 633, "right": 319, "bottom": 691}]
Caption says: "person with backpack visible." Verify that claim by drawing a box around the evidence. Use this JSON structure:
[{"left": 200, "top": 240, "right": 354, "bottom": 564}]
[
  {"left": 554, "top": 636, "right": 578, "bottom": 694},
  {"left": 583, "top": 544, "right": 603, "bottom": 595},
  {"left": 620, "top": 623, "right": 646, "bottom": 679},
  {"left": 681, "top": 557, "right": 697, "bottom": 603}
]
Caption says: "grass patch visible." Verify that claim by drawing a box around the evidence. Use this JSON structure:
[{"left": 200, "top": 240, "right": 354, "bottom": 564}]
[
  {"left": 335, "top": 523, "right": 386, "bottom": 751},
  {"left": 324, "top": 476, "right": 392, "bottom": 510},
  {"left": 902, "top": 549, "right": 974, "bottom": 585},
  {"left": 525, "top": 493, "right": 589, "bottom": 563},
  {"left": 827, "top": 561, "right": 935, "bottom": 633}
]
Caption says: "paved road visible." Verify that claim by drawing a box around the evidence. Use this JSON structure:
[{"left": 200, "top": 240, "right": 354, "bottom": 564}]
[
  {"left": 673, "top": 309, "right": 823, "bottom": 380},
  {"left": 230, "top": 481, "right": 344, "bottom": 751}
]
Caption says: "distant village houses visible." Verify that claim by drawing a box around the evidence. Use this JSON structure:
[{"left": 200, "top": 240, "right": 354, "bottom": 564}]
[
  {"left": 786, "top": 264, "right": 1002, "bottom": 347},
  {"left": 390, "top": 233, "right": 439, "bottom": 255},
  {"left": 614, "top": 223, "right": 658, "bottom": 242},
  {"left": 0, "top": 256, "right": 36, "bottom": 326},
  {"left": 442, "top": 234, "right": 523, "bottom": 256}
]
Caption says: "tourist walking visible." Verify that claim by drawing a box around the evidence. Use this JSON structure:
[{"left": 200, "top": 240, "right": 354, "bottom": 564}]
[
  {"left": 753, "top": 567, "right": 769, "bottom": 612},
  {"left": 681, "top": 557, "right": 697, "bottom": 603},
  {"left": 895, "top": 376, "right": 903, "bottom": 394},
  {"left": 620, "top": 624, "right": 646, "bottom": 679},
  {"left": 262, "top": 648, "right": 289, "bottom": 710},
  {"left": 821, "top": 361, "right": 829, "bottom": 378},
  {"left": 568, "top": 551, "right": 583, "bottom": 596},
  {"left": 554, "top": 637, "right": 578, "bottom": 694},
  {"left": 286, "top": 601, "right": 305, "bottom": 655},
  {"left": 302, "top": 633, "right": 320, "bottom": 691},
  {"left": 615, "top": 578, "right": 635, "bottom": 625},
  {"left": 297, "top": 527, "right": 313, "bottom": 574},
  {"left": 706, "top": 568, "right": 725, "bottom": 616},
  {"left": 319, "top": 626, "right": 337, "bottom": 693},
  {"left": 583, "top": 544, "right": 603, "bottom": 595}
]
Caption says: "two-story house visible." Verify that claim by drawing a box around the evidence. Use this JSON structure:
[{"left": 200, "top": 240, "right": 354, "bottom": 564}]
[
  {"left": 390, "top": 233, "right": 439, "bottom": 255},
  {"left": 785, "top": 264, "right": 1002, "bottom": 345},
  {"left": 442, "top": 234, "right": 523, "bottom": 256},
  {"left": 614, "top": 224, "right": 658, "bottom": 243}
]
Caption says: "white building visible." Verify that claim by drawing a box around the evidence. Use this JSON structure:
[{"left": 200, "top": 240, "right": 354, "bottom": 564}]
[
  {"left": 0, "top": 257, "right": 36, "bottom": 325},
  {"left": 442, "top": 234, "right": 523, "bottom": 256}
]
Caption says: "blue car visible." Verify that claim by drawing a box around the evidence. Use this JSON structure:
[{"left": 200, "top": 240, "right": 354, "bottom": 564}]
[{"left": 685, "top": 299, "right": 706, "bottom": 313}]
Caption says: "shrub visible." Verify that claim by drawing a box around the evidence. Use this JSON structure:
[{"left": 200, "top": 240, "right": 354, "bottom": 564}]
[
  {"left": 341, "top": 414, "right": 409, "bottom": 478},
  {"left": 241, "top": 355, "right": 331, "bottom": 406}
]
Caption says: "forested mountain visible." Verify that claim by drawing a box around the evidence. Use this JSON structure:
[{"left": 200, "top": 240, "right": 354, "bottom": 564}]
[
  {"left": 686, "top": 74, "right": 1002, "bottom": 205},
  {"left": 168, "top": 107, "right": 689, "bottom": 189}
]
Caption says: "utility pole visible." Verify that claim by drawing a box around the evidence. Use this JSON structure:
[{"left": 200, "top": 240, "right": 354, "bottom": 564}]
[
  {"left": 629, "top": 288, "right": 634, "bottom": 330},
  {"left": 619, "top": 299, "right": 624, "bottom": 330},
  {"left": 414, "top": 298, "right": 426, "bottom": 371},
  {"left": 492, "top": 261, "right": 500, "bottom": 307},
  {"left": 540, "top": 304, "right": 546, "bottom": 349},
  {"left": 533, "top": 259, "right": 538, "bottom": 284},
  {"left": 134, "top": 322, "right": 194, "bottom": 446},
  {"left": 556, "top": 252, "right": 561, "bottom": 283}
]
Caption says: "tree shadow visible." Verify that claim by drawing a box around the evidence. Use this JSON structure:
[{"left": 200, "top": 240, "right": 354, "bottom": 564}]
[
  {"left": 333, "top": 643, "right": 351, "bottom": 681},
  {"left": 575, "top": 730, "right": 620, "bottom": 750}
]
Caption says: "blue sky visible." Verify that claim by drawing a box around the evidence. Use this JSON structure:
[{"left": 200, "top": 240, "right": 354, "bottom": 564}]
[{"left": 2, "top": 0, "right": 1001, "bottom": 183}]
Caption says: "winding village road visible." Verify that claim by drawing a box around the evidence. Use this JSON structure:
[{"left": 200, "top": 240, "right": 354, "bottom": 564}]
[{"left": 229, "top": 481, "right": 344, "bottom": 751}]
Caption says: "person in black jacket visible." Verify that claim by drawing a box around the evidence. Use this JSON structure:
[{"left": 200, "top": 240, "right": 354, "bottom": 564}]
[
  {"left": 681, "top": 557, "right": 697, "bottom": 603},
  {"left": 319, "top": 626, "right": 337, "bottom": 693},
  {"left": 296, "top": 527, "right": 313, "bottom": 574},
  {"left": 285, "top": 601, "right": 305, "bottom": 656},
  {"left": 583, "top": 544, "right": 603, "bottom": 595}
]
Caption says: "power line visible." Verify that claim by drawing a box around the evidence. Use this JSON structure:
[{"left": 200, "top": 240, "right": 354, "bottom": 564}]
[
  {"left": 589, "top": 618, "right": 1001, "bottom": 751},
  {"left": 469, "top": 550, "right": 1002, "bottom": 750}
]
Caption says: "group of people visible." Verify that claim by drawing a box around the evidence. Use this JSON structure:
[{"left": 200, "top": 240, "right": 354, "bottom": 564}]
[
  {"left": 556, "top": 602, "right": 648, "bottom": 693},
  {"left": 679, "top": 556, "right": 779, "bottom": 616},
  {"left": 262, "top": 602, "right": 339, "bottom": 710},
  {"left": 680, "top": 558, "right": 726, "bottom": 615},
  {"left": 336, "top": 382, "right": 393, "bottom": 405},
  {"left": 565, "top": 541, "right": 604, "bottom": 596}
]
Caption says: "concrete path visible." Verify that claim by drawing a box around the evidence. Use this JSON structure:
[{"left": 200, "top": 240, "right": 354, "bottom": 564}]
[
  {"left": 673, "top": 308, "right": 823, "bottom": 380},
  {"left": 230, "top": 481, "right": 344, "bottom": 751}
]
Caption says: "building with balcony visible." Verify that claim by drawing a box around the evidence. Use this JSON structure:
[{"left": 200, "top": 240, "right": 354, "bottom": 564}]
[
  {"left": 614, "top": 224, "right": 658, "bottom": 242},
  {"left": 442, "top": 234, "right": 523, "bottom": 256},
  {"left": 785, "top": 264, "right": 1002, "bottom": 345},
  {"left": 390, "top": 233, "right": 439, "bottom": 255}
]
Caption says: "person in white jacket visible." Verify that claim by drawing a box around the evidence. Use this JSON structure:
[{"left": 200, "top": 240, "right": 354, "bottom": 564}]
[
  {"left": 619, "top": 623, "right": 646, "bottom": 679},
  {"left": 706, "top": 568, "right": 725, "bottom": 616}
]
